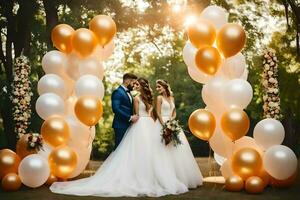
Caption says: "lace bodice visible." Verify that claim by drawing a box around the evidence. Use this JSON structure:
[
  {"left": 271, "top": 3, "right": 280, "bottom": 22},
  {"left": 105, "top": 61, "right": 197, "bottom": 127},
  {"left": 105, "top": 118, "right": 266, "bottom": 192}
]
[{"left": 137, "top": 96, "right": 151, "bottom": 117}]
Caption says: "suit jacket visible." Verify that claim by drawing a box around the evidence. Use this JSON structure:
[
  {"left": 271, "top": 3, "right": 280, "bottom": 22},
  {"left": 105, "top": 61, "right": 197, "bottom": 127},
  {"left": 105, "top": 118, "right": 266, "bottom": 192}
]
[{"left": 111, "top": 86, "right": 133, "bottom": 129}]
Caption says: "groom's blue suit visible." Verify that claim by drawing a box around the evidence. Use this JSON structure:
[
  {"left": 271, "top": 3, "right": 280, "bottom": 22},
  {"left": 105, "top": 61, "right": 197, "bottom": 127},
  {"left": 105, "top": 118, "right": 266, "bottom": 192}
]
[{"left": 111, "top": 85, "right": 133, "bottom": 149}]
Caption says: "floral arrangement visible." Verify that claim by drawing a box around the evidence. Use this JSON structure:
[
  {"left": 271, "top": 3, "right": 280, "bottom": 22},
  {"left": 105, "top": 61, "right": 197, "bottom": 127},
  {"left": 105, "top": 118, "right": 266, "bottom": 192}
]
[
  {"left": 11, "top": 55, "right": 33, "bottom": 138},
  {"left": 27, "top": 133, "right": 43, "bottom": 151},
  {"left": 161, "top": 119, "right": 182, "bottom": 147},
  {"left": 262, "top": 49, "right": 281, "bottom": 119}
]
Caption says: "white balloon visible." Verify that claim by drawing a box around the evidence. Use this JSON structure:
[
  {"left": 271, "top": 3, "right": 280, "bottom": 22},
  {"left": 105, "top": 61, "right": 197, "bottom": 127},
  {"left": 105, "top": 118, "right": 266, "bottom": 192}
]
[
  {"left": 42, "top": 50, "right": 66, "bottom": 76},
  {"left": 67, "top": 144, "right": 91, "bottom": 178},
  {"left": 35, "top": 93, "right": 65, "bottom": 120},
  {"left": 222, "top": 53, "right": 246, "bottom": 79},
  {"left": 254, "top": 118, "right": 285, "bottom": 150},
  {"left": 79, "top": 57, "right": 104, "bottom": 80},
  {"left": 65, "top": 52, "right": 81, "bottom": 80},
  {"left": 75, "top": 75, "right": 105, "bottom": 99},
  {"left": 214, "top": 152, "right": 227, "bottom": 166},
  {"left": 18, "top": 154, "right": 50, "bottom": 188},
  {"left": 183, "top": 41, "right": 197, "bottom": 68},
  {"left": 187, "top": 66, "right": 211, "bottom": 84},
  {"left": 233, "top": 136, "right": 263, "bottom": 156},
  {"left": 223, "top": 79, "right": 253, "bottom": 109},
  {"left": 240, "top": 68, "right": 249, "bottom": 80},
  {"left": 209, "top": 127, "right": 233, "bottom": 158},
  {"left": 38, "top": 143, "right": 53, "bottom": 159},
  {"left": 95, "top": 40, "right": 115, "bottom": 61},
  {"left": 66, "top": 115, "right": 91, "bottom": 147},
  {"left": 200, "top": 5, "right": 228, "bottom": 30},
  {"left": 220, "top": 159, "right": 234, "bottom": 179},
  {"left": 264, "top": 145, "right": 297, "bottom": 180},
  {"left": 38, "top": 74, "right": 66, "bottom": 99},
  {"left": 202, "top": 77, "right": 227, "bottom": 109}
]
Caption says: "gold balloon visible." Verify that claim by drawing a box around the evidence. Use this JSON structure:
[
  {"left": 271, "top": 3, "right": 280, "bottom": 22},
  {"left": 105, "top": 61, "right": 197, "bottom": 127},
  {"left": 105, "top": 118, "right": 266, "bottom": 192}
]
[
  {"left": 270, "top": 171, "right": 297, "bottom": 188},
  {"left": 0, "top": 149, "right": 21, "bottom": 179},
  {"left": 221, "top": 108, "right": 250, "bottom": 141},
  {"left": 1, "top": 173, "right": 22, "bottom": 191},
  {"left": 258, "top": 169, "right": 270, "bottom": 187},
  {"left": 245, "top": 176, "right": 265, "bottom": 194},
  {"left": 217, "top": 23, "right": 246, "bottom": 58},
  {"left": 195, "top": 46, "right": 221, "bottom": 75},
  {"left": 45, "top": 173, "right": 58, "bottom": 186},
  {"left": 89, "top": 15, "right": 117, "bottom": 47},
  {"left": 51, "top": 24, "right": 74, "bottom": 54},
  {"left": 48, "top": 145, "right": 77, "bottom": 179},
  {"left": 188, "top": 109, "right": 216, "bottom": 141},
  {"left": 75, "top": 96, "right": 103, "bottom": 126},
  {"left": 16, "top": 134, "right": 36, "bottom": 159},
  {"left": 187, "top": 19, "right": 216, "bottom": 49},
  {"left": 41, "top": 116, "right": 70, "bottom": 148},
  {"left": 225, "top": 175, "right": 244, "bottom": 192},
  {"left": 232, "top": 148, "right": 262, "bottom": 180},
  {"left": 71, "top": 28, "right": 97, "bottom": 57}
]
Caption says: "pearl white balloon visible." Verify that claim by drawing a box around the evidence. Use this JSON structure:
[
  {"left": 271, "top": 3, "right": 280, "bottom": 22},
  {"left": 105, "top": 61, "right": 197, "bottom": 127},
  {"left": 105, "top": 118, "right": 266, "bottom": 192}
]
[
  {"left": 67, "top": 144, "right": 91, "bottom": 178},
  {"left": 202, "top": 77, "right": 227, "bottom": 109},
  {"left": 223, "top": 79, "right": 253, "bottom": 109},
  {"left": 222, "top": 53, "right": 246, "bottom": 79},
  {"left": 66, "top": 115, "right": 91, "bottom": 147},
  {"left": 75, "top": 75, "right": 105, "bottom": 99},
  {"left": 79, "top": 57, "right": 104, "bottom": 80},
  {"left": 214, "top": 152, "right": 227, "bottom": 166},
  {"left": 65, "top": 52, "right": 81, "bottom": 80},
  {"left": 95, "top": 40, "right": 115, "bottom": 61},
  {"left": 38, "top": 143, "right": 53, "bottom": 159},
  {"left": 35, "top": 93, "right": 65, "bottom": 120},
  {"left": 240, "top": 68, "right": 249, "bottom": 80},
  {"left": 18, "top": 154, "right": 50, "bottom": 188},
  {"left": 264, "top": 145, "right": 297, "bottom": 180},
  {"left": 209, "top": 127, "right": 233, "bottom": 158},
  {"left": 220, "top": 159, "right": 234, "bottom": 179},
  {"left": 254, "top": 118, "right": 285, "bottom": 150},
  {"left": 42, "top": 50, "right": 66, "bottom": 76},
  {"left": 233, "top": 136, "right": 263, "bottom": 156},
  {"left": 187, "top": 66, "right": 211, "bottom": 84},
  {"left": 183, "top": 41, "right": 197, "bottom": 68},
  {"left": 38, "top": 74, "right": 66, "bottom": 99},
  {"left": 200, "top": 5, "right": 228, "bottom": 30}
]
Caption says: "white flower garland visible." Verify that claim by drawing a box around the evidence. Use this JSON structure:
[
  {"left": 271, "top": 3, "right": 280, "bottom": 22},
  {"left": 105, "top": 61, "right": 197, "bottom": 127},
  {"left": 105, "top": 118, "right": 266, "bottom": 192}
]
[
  {"left": 11, "top": 56, "right": 33, "bottom": 138},
  {"left": 262, "top": 49, "right": 281, "bottom": 119}
]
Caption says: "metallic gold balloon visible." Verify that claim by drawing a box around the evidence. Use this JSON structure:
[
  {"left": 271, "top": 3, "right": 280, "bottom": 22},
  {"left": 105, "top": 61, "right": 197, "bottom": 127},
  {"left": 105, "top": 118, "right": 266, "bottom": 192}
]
[
  {"left": 1, "top": 173, "right": 22, "bottom": 191},
  {"left": 89, "top": 15, "right": 117, "bottom": 47},
  {"left": 188, "top": 109, "right": 216, "bottom": 141},
  {"left": 225, "top": 175, "right": 244, "bottom": 192},
  {"left": 232, "top": 148, "right": 262, "bottom": 180},
  {"left": 187, "top": 19, "right": 216, "bottom": 49},
  {"left": 217, "top": 23, "right": 246, "bottom": 58},
  {"left": 51, "top": 24, "right": 74, "bottom": 54},
  {"left": 16, "top": 134, "right": 36, "bottom": 159},
  {"left": 75, "top": 96, "right": 103, "bottom": 126},
  {"left": 0, "top": 149, "right": 21, "bottom": 179},
  {"left": 71, "top": 28, "right": 97, "bottom": 57},
  {"left": 41, "top": 116, "right": 70, "bottom": 148},
  {"left": 195, "top": 46, "right": 221, "bottom": 75},
  {"left": 258, "top": 169, "right": 270, "bottom": 187},
  {"left": 221, "top": 108, "right": 250, "bottom": 141},
  {"left": 48, "top": 145, "right": 77, "bottom": 179},
  {"left": 45, "top": 173, "right": 58, "bottom": 186},
  {"left": 270, "top": 171, "right": 297, "bottom": 188},
  {"left": 245, "top": 176, "right": 265, "bottom": 194}
]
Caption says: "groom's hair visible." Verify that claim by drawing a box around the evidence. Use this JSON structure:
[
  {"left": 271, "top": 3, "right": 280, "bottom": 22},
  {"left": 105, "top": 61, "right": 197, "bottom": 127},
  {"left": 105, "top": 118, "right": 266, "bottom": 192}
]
[{"left": 123, "top": 73, "right": 137, "bottom": 82}]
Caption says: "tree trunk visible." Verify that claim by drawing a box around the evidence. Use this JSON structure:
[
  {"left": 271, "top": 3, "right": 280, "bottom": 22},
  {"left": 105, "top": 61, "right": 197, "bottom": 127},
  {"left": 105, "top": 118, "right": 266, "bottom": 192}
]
[{"left": 43, "top": 0, "right": 59, "bottom": 50}]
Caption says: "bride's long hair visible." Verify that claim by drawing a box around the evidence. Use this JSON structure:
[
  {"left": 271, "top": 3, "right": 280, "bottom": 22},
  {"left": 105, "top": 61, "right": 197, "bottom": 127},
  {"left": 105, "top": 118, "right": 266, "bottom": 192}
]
[
  {"left": 156, "top": 79, "right": 173, "bottom": 97},
  {"left": 137, "top": 78, "right": 153, "bottom": 112}
]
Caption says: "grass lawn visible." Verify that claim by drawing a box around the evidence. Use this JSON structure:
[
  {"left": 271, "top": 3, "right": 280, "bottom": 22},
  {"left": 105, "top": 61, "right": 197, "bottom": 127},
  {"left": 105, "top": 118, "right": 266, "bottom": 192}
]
[{"left": 0, "top": 158, "right": 299, "bottom": 200}]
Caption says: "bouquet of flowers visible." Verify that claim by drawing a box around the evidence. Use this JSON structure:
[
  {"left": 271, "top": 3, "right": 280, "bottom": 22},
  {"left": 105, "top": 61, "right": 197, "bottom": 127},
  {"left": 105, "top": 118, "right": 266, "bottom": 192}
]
[
  {"left": 27, "top": 133, "right": 43, "bottom": 151},
  {"left": 161, "top": 119, "right": 182, "bottom": 147}
]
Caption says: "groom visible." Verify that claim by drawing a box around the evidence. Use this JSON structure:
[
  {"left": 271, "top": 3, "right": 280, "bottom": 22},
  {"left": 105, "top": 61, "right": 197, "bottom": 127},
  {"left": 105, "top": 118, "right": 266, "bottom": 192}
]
[{"left": 111, "top": 73, "right": 139, "bottom": 149}]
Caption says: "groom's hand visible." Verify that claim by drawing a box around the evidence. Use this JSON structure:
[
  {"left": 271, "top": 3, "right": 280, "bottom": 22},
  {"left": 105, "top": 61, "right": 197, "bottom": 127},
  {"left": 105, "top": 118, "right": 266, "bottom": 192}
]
[{"left": 131, "top": 115, "right": 139, "bottom": 123}]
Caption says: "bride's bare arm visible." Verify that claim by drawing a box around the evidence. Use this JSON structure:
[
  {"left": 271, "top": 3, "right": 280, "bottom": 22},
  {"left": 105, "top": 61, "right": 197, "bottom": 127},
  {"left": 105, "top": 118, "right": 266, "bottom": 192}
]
[
  {"left": 133, "top": 97, "right": 139, "bottom": 115},
  {"left": 156, "top": 96, "right": 164, "bottom": 125},
  {"left": 171, "top": 97, "right": 176, "bottom": 120}
]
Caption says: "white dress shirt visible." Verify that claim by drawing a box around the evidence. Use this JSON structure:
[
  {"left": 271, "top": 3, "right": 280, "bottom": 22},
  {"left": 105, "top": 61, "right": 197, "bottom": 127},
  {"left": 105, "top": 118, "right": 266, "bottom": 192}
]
[{"left": 121, "top": 84, "right": 133, "bottom": 103}]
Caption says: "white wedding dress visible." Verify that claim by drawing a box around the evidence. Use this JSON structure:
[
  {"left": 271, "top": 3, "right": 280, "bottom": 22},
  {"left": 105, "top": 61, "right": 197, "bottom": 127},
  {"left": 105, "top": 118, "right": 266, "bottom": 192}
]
[
  {"left": 155, "top": 97, "right": 203, "bottom": 188},
  {"left": 50, "top": 97, "right": 188, "bottom": 197}
]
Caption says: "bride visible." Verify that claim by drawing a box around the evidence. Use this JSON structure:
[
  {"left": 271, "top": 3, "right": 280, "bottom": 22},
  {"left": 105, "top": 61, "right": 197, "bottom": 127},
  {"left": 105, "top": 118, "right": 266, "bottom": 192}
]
[
  {"left": 155, "top": 79, "right": 203, "bottom": 188},
  {"left": 50, "top": 78, "right": 189, "bottom": 197}
]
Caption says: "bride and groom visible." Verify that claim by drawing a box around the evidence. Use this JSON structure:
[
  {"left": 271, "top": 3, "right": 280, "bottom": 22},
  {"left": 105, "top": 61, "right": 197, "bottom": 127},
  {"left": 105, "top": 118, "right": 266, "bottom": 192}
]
[{"left": 50, "top": 73, "right": 203, "bottom": 197}]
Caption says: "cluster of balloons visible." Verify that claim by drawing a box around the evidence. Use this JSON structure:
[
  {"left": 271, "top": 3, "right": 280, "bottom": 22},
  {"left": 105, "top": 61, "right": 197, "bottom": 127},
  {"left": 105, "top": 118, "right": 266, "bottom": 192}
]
[
  {"left": 185, "top": 5, "right": 298, "bottom": 194},
  {"left": 0, "top": 15, "right": 116, "bottom": 191}
]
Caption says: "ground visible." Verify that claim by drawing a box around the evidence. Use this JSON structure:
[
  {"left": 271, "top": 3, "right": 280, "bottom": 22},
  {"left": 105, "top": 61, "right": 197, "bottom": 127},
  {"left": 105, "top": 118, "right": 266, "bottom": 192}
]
[{"left": 0, "top": 158, "right": 299, "bottom": 200}]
